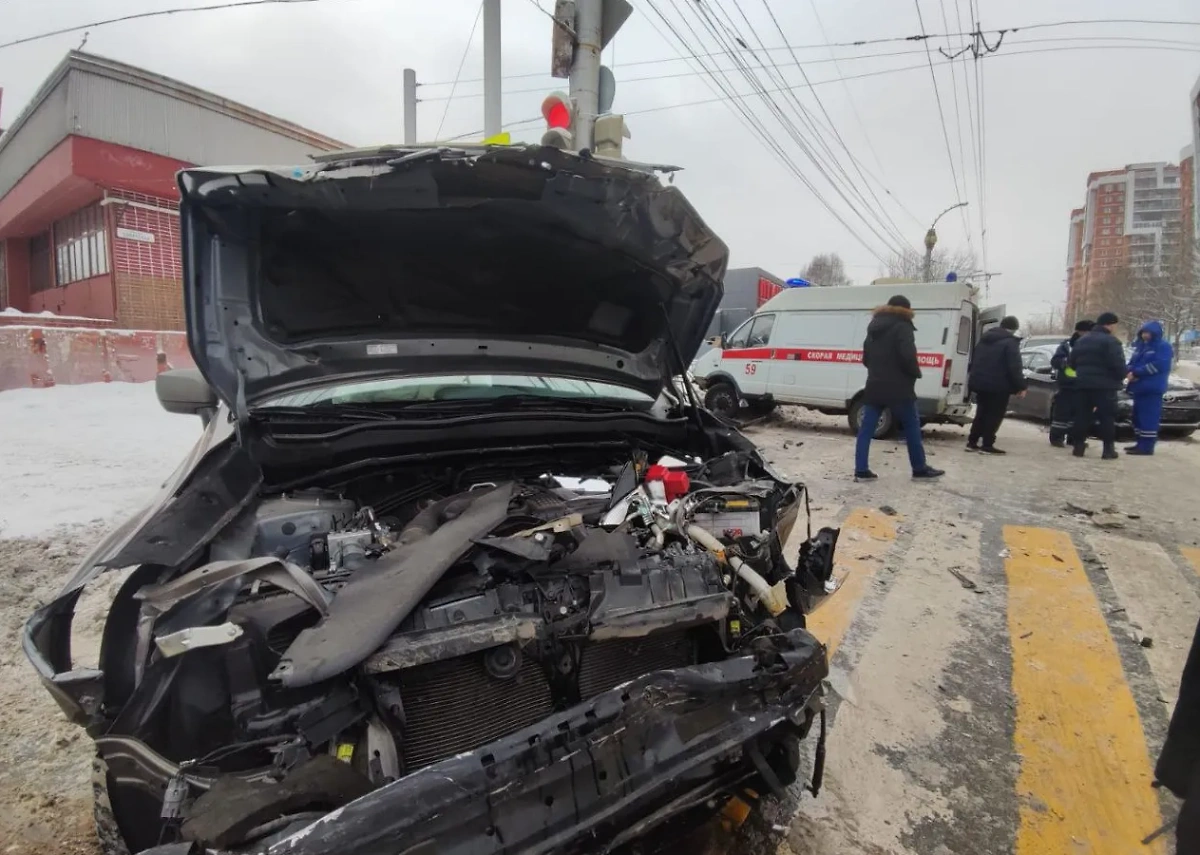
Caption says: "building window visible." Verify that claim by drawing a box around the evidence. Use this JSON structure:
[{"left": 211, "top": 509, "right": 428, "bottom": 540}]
[
  {"left": 53, "top": 204, "right": 109, "bottom": 287},
  {"left": 30, "top": 233, "right": 52, "bottom": 293}
]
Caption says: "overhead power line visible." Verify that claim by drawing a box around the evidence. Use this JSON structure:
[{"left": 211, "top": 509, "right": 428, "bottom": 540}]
[
  {"left": 478, "top": 41, "right": 1200, "bottom": 135},
  {"left": 434, "top": 1, "right": 484, "bottom": 141},
  {"left": 0, "top": 0, "right": 345, "bottom": 51},
  {"left": 915, "top": 0, "right": 968, "bottom": 237}
]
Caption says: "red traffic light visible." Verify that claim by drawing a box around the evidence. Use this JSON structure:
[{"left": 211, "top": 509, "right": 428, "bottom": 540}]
[{"left": 541, "top": 92, "right": 572, "bottom": 130}]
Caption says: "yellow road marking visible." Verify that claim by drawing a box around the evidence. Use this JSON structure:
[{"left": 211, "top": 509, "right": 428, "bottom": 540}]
[
  {"left": 1181, "top": 547, "right": 1200, "bottom": 577},
  {"left": 805, "top": 508, "right": 898, "bottom": 659},
  {"left": 1004, "top": 526, "right": 1164, "bottom": 854}
]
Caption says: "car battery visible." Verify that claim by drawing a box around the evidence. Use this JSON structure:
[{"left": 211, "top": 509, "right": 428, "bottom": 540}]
[{"left": 692, "top": 496, "right": 764, "bottom": 539}]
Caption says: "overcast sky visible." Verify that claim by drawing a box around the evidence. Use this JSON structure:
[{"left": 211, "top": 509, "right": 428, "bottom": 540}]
[{"left": 2, "top": 0, "right": 1199, "bottom": 321}]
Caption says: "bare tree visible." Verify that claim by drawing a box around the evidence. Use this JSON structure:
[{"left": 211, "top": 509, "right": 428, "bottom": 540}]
[
  {"left": 1089, "top": 250, "right": 1200, "bottom": 350},
  {"left": 883, "top": 247, "right": 977, "bottom": 283},
  {"left": 799, "top": 253, "right": 852, "bottom": 287},
  {"left": 1023, "top": 311, "right": 1069, "bottom": 337}
]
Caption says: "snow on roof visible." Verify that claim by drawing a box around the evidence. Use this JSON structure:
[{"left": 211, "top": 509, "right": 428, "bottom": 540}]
[{"left": 0, "top": 307, "right": 111, "bottom": 322}]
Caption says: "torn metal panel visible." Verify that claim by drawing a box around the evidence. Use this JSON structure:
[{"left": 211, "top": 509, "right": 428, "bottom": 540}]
[
  {"left": 273, "top": 483, "right": 516, "bottom": 688},
  {"left": 362, "top": 615, "right": 544, "bottom": 674}
]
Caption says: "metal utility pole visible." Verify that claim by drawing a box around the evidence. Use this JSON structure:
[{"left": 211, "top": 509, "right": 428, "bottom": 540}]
[
  {"left": 568, "top": 0, "right": 603, "bottom": 151},
  {"left": 483, "top": 0, "right": 502, "bottom": 138},
  {"left": 403, "top": 69, "right": 417, "bottom": 144},
  {"left": 923, "top": 201, "right": 968, "bottom": 282}
]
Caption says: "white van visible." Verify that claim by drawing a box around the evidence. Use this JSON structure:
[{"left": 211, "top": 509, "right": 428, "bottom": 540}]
[{"left": 689, "top": 281, "right": 1006, "bottom": 436}]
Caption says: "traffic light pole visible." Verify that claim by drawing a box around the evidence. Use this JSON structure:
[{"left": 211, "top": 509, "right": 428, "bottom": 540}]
[
  {"left": 568, "top": 0, "right": 603, "bottom": 151},
  {"left": 403, "top": 68, "right": 417, "bottom": 144},
  {"left": 483, "top": 0, "right": 502, "bottom": 139}
]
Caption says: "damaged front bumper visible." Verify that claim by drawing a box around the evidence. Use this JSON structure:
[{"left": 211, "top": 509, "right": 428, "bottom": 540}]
[{"left": 147, "top": 627, "right": 827, "bottom": 855}]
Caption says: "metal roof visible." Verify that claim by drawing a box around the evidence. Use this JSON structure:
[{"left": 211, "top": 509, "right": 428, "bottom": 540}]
[{"left": 0, "top": 51, "right": 349, "bottom": 200}]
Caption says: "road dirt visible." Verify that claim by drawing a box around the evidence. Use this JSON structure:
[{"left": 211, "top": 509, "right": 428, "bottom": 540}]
[{"left": 0, "top": 409, "right": 1195, "bottom": 855}]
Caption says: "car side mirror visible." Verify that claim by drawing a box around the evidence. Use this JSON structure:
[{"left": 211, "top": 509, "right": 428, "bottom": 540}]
[
  {"left": 706, "top": 335, "right": 724, "bottom": 348},
  {"left": 157, "top": 368, "right": 217, "bottom": 425}
]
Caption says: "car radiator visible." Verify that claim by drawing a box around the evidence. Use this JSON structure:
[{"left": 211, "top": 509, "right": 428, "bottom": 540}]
[
  {"left": 578, "top": 631, "right": 697, "bottom": 700},
  {"left": 396, "top": 631, "right": 697, "bottom": 771}
]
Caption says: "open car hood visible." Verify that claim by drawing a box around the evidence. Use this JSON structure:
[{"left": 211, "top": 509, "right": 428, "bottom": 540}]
[{"left": 177, "top": 146, "right": 728, "bottom": 410}]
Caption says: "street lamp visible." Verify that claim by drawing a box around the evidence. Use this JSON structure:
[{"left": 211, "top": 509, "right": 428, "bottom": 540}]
[{"left": 924, "top": 201, "right": 968, "bottom": 282}]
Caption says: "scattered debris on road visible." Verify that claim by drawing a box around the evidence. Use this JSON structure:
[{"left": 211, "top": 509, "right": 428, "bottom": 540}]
[
  {"left": 878, "top": 505, "right": 898, "bottom": 516},
  {"left": 1091, "top": 513, "right": 1127, "bottom": 530},
  {"left": 948, "top": 567, "right": 980, "bottom": 590},
  {"left": 1141, "top": 636, "right": 1155, "bottom": 648}
]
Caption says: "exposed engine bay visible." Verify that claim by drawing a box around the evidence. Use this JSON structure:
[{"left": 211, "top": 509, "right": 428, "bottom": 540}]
[{"left": 85, "top": 445, "right": 833, "bottom": 853}]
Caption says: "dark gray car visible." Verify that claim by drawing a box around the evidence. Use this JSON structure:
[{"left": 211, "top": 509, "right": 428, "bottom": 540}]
[
  {"left": 1011, "top": 344, "right": 1200, "bottom": 437},
  {"left": 23, "top": 146, "right": 833, "bottom": 855}
]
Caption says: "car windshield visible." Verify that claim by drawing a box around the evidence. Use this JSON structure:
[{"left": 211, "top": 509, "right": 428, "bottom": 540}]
[{"left": 264, "top": 374, "right": 654, "bottom": 408}]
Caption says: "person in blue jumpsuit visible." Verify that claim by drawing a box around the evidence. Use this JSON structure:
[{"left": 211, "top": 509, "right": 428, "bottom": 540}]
[{"left": 1125, "top": 319, "right": 1174, "bottom": 455}]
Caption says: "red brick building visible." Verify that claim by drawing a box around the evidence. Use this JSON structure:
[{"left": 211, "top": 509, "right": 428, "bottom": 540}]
[
  {"left": 0, "top": 51, "right": 346, "bottom": 330},
  {"left": 1064, "top": 162, "right": 1184, "bottom": 321}
]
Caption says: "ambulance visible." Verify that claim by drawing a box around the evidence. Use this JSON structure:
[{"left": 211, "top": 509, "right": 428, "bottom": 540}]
[{"left": 689, "top": 279, "right": 1006, "bottom": 436}]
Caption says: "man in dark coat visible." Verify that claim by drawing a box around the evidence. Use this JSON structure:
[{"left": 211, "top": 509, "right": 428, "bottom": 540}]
[
  {"left": 854, "top": 294, "right": 945, "bottom": 482},
  {"left": 966, "top": 316, "right": 1027, "bottom": 454},
  {"left": 1156, "top": 615, "right": 1200, "bottom": 849},
  {"left": 1048, "top": 319, "right": 1095, "bottom": 447},
  {"left": 1067, "top": 311, "right": 1125, "bottom": 459}
]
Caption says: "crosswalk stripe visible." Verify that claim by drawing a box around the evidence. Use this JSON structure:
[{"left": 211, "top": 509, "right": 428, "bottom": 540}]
[
  {"left": 1181, "top": 547, "right": 1200, "bottom": 577},
  {"left": 1089, "top": 534, "right": 1199, "bottom": 711},
  {"left": 1003, "top": 526, "right": 1165, "bottom": 854},
  {"left": 805, "top": 507, "right": 898, "bottom": 660}
]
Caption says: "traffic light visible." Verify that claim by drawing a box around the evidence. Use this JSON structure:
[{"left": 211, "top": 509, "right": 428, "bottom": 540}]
[
  {"left": 593, "top": 114, "right": 629, "bottom": 159},
  {"left": 541, "top": 91, "right": 573, "bottom": 149}
]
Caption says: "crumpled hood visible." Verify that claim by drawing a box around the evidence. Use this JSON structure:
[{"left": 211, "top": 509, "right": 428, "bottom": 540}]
[
  {"left": 177, "top": 145, "right": 728, "bottom": 410},
  {"left": 1138, "top": 320, "right": 1165, "bottom": 342}
]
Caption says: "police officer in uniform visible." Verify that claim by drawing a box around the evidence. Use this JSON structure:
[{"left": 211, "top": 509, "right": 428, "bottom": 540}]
[{"left": 1048, "top": 320, "right": 1094, "bottom": 447}]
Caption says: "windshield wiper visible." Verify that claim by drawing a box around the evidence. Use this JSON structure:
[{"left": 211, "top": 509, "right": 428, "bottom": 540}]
[
  {"left": 387, "top": 394, "right": 639, "bottom": 413},
  {"left": 253, "top": 404, "right": 400, "bottom": 422}
]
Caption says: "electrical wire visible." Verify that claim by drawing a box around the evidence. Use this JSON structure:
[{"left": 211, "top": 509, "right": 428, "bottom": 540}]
[
  {"left": 0, "top": 0, "right": 340, "bottom": 51},
  {"left": 689, "top": 0, "right": 900, "bottom": 251},
  {"left": 418, "top": 20, "right": 1200, "bottom": 85},
  {"left": 434, "top": 1, "right": 484, "bottom": 142},
  {"left": 805, "top": 0, "right": 888, "bottom": 177},
  {"left": 955, "top": 0, "right": 983, "bottom": 257},
  {"left": 915, "top": 0, "right": 967, "bottom": 240},
  {"left": 643, "top": 0, "right": 896, "bottom": 264},
  {"left": 756, "top": 0, "right": 914, "bottom": 250},
  {"left": 939, "top": 0, "right": 976, "bottom": 256},
  {"left": 419, "top": 36, "right": 1200, "bottom": 98},
  {"left": 479, "top": 41, "right": 1200, "bottom": 131},
  {"left": 972, "top": 0, "right": 990, "bottom": 295},
  {"left": 689, "top": 0, "right": 911, "bottom": 254}
]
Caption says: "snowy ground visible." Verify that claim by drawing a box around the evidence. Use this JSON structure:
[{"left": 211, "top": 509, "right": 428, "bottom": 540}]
[
  {"left": 1, "top": 383, "right": 1197, "bottom": 854},
  {"left": 0, "top": 383, "right": 199, "bottom": 538}
]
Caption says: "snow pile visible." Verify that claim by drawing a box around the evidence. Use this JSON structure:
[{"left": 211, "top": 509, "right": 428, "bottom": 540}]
[{"left": 0, "top": 383, "right": 200, "bottom": 538}]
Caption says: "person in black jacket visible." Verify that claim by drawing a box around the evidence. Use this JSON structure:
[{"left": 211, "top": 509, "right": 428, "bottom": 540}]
[
  {"left": 1048, "top": 319, "right": 1095, "bottom": 447},
  {"left": 966, "top": 316, "right": 1027, "bottom": 454},
  {"left": 854, "top": 295, "right": 945, "bottom": 481},
  {"left": 1156, "top": 614, "right": 1200, "bottom": 850},
  {"left": 1067, "top": 311, "right": 1125, "bottom": 459}
]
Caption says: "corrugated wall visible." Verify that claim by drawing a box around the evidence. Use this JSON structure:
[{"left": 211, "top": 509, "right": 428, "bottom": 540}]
[
  {"left": 67, "top": 69, "right": 334, "bottom": 167},
  {"left": 0, "top": 80, "right": 70, "bottom": 201}
]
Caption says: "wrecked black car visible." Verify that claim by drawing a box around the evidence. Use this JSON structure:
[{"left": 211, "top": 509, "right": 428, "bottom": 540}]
[{"left": 23, "top": 145, "right": 831, "bottom": 855}]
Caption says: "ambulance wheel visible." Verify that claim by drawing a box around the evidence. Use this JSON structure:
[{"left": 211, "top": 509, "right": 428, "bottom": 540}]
[
  {"left": 704, "top": 382, "right": 739, "bottom": 418},
  {"left": 849, "top": 399, "right": 896, "bottom": 438}
]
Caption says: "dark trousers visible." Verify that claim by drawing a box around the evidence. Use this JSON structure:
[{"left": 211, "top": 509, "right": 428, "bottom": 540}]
[
  {"left": 1070, "top": 388, "right": 1117, "bottom": 449},
  {"left": 968, "top": 391, "right": 1010, "bottom": 448},
  {"left": 1049, "top": 388, "right": 1075, "bottom": 443}
]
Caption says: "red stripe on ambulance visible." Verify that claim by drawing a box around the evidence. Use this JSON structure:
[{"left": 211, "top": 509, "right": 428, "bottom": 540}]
[{"left": 723, "top": 348, "right": 945, "bottom": 368}]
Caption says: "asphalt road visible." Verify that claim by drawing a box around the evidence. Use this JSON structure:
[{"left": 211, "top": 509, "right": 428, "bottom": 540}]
[{"left": 719, "top": 409, "right": 1200, "bottom": 855}]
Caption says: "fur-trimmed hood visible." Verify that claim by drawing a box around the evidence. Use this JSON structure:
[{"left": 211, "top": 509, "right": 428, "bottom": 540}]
[{"left": 871, "top": 304, "right": 915, "bottom": 321}]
